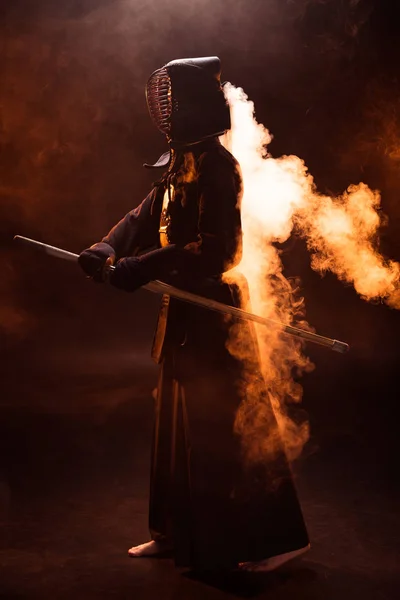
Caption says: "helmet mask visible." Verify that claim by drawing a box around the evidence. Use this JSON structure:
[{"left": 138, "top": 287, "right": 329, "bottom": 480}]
[{"left": 146, "top": 56, "right": 231, "bottom": 146}]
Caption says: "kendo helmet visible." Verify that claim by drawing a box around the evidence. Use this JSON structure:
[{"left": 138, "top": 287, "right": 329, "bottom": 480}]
[{"left": 145, "top": 56, "right": 231, "bottom": 145}]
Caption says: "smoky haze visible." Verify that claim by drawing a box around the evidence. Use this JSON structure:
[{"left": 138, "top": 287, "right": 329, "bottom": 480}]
[
  {"left": 0, "top": 0, "right": 399, "bottom": 451},
  {"left": 1, "top": 0, "right": 396, "bottom": 250}
]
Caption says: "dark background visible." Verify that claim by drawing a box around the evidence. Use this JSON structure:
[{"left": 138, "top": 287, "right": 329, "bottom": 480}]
[{"left": 0, "top": 1, "right": 399, "bottom": 598}]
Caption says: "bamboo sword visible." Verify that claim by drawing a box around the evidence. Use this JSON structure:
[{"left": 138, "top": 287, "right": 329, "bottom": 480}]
[{"left": 14, "top": 235, "right": 349, "bottom": 354}]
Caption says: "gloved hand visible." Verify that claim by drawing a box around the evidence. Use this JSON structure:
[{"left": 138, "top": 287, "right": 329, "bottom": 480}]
[
  {"left": 109, "top": 246, "right": 183, "bottom": 292},
  {"left": 78, "top": 242, "right": 115, "bottom": 282},
  {"left": 109, "top": 256, "right": 150, "bottom": 292}
]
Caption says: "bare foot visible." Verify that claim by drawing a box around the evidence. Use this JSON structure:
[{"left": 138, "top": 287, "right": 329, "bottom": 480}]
[{"left": 128, "top": 540, "right": 173, "bottom": 558}]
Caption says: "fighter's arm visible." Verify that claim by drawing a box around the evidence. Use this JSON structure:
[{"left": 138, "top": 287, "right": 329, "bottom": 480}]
[
  {"left": 110, "top": 152, "right": 243, "bottom": 291},
  {"left": 102, "top": 189, "right": 161, "bottom": 259},
  {"left": 78, "top": 190, "right": 159, "bottom": 281}
]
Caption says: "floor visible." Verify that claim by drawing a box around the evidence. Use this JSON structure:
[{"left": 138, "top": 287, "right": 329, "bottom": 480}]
[{"left": 0, "top": 344, "right": 399, "bottom": 600}]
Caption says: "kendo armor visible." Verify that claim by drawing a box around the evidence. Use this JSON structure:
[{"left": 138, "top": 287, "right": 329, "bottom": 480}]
[
  {"left": 145, "top": 57, "right": 231, "bottom": 247},
  {"left": 159, "top": 184, "right": 174, "bottom": 248},
  {"left": 145, "top": 56, "right": 231, "bottom": 145}
]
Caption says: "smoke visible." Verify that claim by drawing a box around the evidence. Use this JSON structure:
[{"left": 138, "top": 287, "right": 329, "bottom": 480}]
[
  {"left": 0, "top": 0, "right": 398, "bottom": 396},
  {"left": 221, "top": 83, "right": 400, "bottom": 462},
  {"left": 0, "top": 0, "right": 385, "bottom": 249},
  {"left": 298, "top": 185, "right": 400, "bottom": 307}
]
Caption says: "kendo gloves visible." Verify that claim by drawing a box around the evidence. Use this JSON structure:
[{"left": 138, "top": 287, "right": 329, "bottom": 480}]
[
  {"left": 78, "top": 242, "right": 116, "bottom": 282},
  {"left": 79, "top": 244, "right": 192, "bottom": 292},
  {"left": 109, "top": 246, "right": 180, "bottom": 293},
  {"left": 109, "top": 256, "right": 150, "bottom": 292}
]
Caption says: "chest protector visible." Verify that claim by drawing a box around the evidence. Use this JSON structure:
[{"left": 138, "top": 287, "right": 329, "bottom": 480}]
[{"left": 159, "top": 184, "right": 175, "bottom": 247}]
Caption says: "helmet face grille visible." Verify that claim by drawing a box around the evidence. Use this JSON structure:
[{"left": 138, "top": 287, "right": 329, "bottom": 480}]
[{"left": 146, "top": 68, "right": 172, "bottom": 136}]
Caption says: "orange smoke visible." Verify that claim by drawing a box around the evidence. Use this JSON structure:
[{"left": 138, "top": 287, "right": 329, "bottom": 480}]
[
  {"left": 221, "top": 84, "right": 400, "bottom": 463},
  {"left": 298, "top": 184, "right": 400, "bottom": 308}
]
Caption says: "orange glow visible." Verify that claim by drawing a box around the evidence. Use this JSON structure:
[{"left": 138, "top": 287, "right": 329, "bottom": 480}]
[
  {"left": 221, "top": 84, "right": 399, "bottom": 463},
  {"left": 298, "top": 184, "right": 400, "bottom": 304}
]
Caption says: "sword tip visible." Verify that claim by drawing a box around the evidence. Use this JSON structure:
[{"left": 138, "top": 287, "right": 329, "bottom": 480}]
[{"left": 332, "top": 340, "right": 350, "bottom": 353}]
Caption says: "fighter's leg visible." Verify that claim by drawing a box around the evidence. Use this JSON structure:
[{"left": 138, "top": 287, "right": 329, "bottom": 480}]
[{"left": 129, "top": 360, "right": 175, "bottom": 556}]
